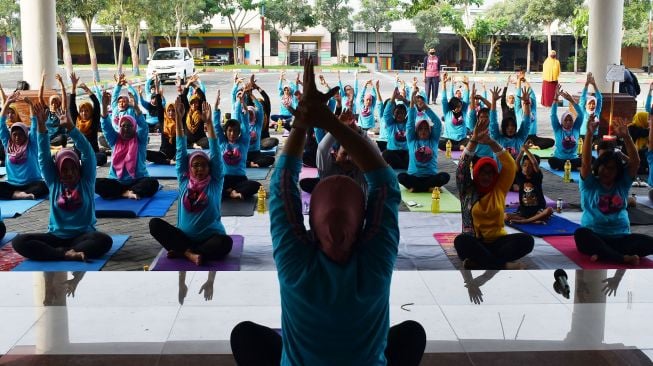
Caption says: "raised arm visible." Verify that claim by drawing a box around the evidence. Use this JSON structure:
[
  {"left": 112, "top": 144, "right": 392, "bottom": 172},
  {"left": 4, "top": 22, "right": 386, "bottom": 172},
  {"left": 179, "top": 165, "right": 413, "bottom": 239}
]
[
  {"left": 38, "top": 72, "right": 46, "bottom": 106},
  {"left": 613, "top": 117, "right": 640, "bottom": 179},
  {"left": 34, "top": 101, "right": 57, "bottom": 184},
  {"left": 580, "top": 108, "right": 596, "bottom": 180},
  {"left": 55, "top": 74, "right": 67, "bottom": 113},
  {"left": 174, "top": 97, "right": 188, "bottom": 180}
]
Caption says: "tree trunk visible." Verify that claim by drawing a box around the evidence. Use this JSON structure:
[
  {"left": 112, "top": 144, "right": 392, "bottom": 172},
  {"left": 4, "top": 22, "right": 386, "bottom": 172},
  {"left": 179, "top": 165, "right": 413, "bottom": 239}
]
[
  {"left": 127, "top": 25, "right": 141, "bottom": 76},
  {"left": 334, "top": 33, "right": 340, "bottom": 64},
  {"left": 375, "top": 30, "right": 381, "bottom": 71},
  {"left": 287, "top": 30, "right": 294, "bottom": 66},
  {"left": 10, "top": 35, "right": 17, "bottom": 65},
  {"left": 146, "top": 35, "right": 155, "bottom": 59},
  {"left": 546, "top": 22, "right": 552, "bottom": 52},
  {"left": 111, "top": 26, "right": 118, "bottom": 70},
  {"left": 463, "top": 36, "right": 476, "bottom": 73},
  {"left": 56, "top": 17, "right": 74, "bottom": 79},
  {"left": 118, "top": 27, "right": 126, "bottom": 75},
  {"left": 228, "top": 17, "right": 239, "bottom": 65},
  {"left": 573, "top": 36, "right": 578, "bottom": 73},
  {"left": 175, "top": 4, "right": 183, "bottom": 47},
  {"left": 526, "top": 36, "right": 531, "bottom": 73},
  {"left": 483, "top": 37, "right": 496, "bottom": 72},
  {"left": 164, "top": 36, "right": 172, "bottom": 47},
  {"left": 82, "top": 18, "right": 100, "bottom": 82}
]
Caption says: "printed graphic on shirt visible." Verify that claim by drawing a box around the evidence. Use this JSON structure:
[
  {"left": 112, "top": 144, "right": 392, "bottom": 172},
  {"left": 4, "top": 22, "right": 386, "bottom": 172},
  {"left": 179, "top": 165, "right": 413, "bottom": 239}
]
[
  {"left": 183, "top": 189, "right": 209, "bottom": 212},
  {"left": 598, "top": 194, "right": 624, "bottom": 214},
  {"left": 57, "top": 188, "right": 82, "bottom": 211},
  {"left": 415, "top": 145, "right": 434, "bottom": 163},
  {"left": 223, "top": 146, "right": 242, "bottom": 165},
  {"left": 521, "top": 182, "right": 539, "bottom": 207},
  {"left": 394, "top": 130, "right": 407, "bottom": 142}
]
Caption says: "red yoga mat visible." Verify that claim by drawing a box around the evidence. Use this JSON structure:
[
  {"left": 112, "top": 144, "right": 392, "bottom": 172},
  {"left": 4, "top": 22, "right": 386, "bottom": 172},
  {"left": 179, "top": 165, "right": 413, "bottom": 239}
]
[{"left": 544, "top": 236, "right": 653, "bottom": 269}]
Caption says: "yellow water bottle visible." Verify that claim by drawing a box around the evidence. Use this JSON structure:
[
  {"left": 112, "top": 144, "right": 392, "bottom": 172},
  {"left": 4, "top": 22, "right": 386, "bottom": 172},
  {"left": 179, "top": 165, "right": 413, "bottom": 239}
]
[
  {"left": 276, "top": 119, "right": 284, "bottom": 133},
  {"left": 445, "top": 140, "right": 452, "bottom": 159},
  {"left": 257, "top": 186, "right": 267, "bottom": 213},
  {"left": 577, "top": 137, "right": 583, "bottom": 155},
  {"left": 431, "top": 187, "right": 441, "bottom": 213},
  {"left": 563, "top": 160, "right": 572, "bottom": 183}
]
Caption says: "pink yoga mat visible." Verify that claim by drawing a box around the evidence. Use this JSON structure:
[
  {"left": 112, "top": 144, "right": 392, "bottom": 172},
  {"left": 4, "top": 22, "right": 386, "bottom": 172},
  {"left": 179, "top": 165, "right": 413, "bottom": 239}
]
[
  {"left": 544, "top": 236, "right": 653, "bottom": 269},
  {"left": 505, "top": 191, "right": 557, "bottom": 209},
  {"left": 150, "top": 235, "right": 244, "bottom": 271},
  {"left": 299, "top": 167, "right": 318, "bottom": 180}
]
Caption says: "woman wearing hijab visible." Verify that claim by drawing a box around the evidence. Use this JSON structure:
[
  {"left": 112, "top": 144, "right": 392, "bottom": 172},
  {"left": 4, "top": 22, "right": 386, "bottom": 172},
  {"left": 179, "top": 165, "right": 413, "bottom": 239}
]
[
  {"left": 95, "top": 91, "right": 159, "bottom": 200},
  {"left": 631, "top": 111, "right": 651, "bottom": 175},
  {"left": 68, "top": 72, "right": 107, "bottom": 167},
  {"left": 575, "top": 116, "right": 653, "bottom": 265},
  {"left": 439, "top": 73, "right": 470, "bottom": 151},
  {"left": 182, "top": 92, "right": 209, "bottom": 149},
  {"left": 453, "top": 115, "right": 534, "bottom": 270},
  {"left": 231, "top": 57, "right": 425, "bottom": 366},
  {"left": 579, "top": 73, "right": 603, "bottom": 138},
  {"left": 38, "top": 73, "right": 69, "bottom": 147},
  {"left": 215, "top": 91, "right": 261, "bottom": 200},
  {"left": 241, "top": 77, "right": 275, "bottom": 168},
  {"left": 0, "top": 101, "right": 22, "bottom": 166},
  {"left": 146, "top": 103, "right": 177, "bottom": 165},
  {"left": 149, "top": 97, "right": 233, "bottom": 266},
  {"left": 549, "top": 86, "right": 584, "bottom": 171},
  {"left": 357, "top": 80, "right": 377, "bottom": 131},
  {"left": 0, "top": 93, "right": 48, "bottom": 200},
  {"left": 338, "top": 69, "right": 359, "bottom": 114},
  {"left": 12, "top": 102, "right": 112, "bottom": 262},
  {"left": 489, "top": 87, "right": 533, "bottom": 159},
  {"left": 398, "top": 90, "right": 449, "bottom": 192}
]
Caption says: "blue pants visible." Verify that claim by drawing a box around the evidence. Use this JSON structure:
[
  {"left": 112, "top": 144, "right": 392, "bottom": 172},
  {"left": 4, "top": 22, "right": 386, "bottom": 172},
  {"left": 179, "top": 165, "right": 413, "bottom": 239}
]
[{"left": 425, "top": 76, "right": 440, "bottom": 104}]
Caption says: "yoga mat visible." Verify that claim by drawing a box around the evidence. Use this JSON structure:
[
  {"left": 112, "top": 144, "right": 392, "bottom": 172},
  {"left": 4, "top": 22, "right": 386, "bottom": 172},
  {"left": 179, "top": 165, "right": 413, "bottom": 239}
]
[
  {"left": 150, "top": 235, "right": 244, "bottom": 271},
  {"left": 531, "top": 148, "right": 555, "bottom": 159},
  {"left": 0, "top": 233, "right": 20, "bottom": 271},
  {"left": 299, "top": 167, "right": 318, "bottom": 180},
  {"left": 146, "top": 163, "right": 177, "bottom": 179},
  {"left": 636, "top": 195, "right": 653, "bottom": 210},
  {"left": 301, "top": 190, "right": 311, "bottom": 215},
  {"left": 543, "top": 236, "right": 653, "bottom": 269},
  {"left": 433, "top": 232, "right": 540, "bottom": 270},
  {"left": 0, "top": 199, "right": 45, "bottom": 219},
  {"left": 400, "top": 186, "right": 461, "bottom": 213},
  {"left": 261, "top": 145, "right": 278, "bottom": 156},
  {"left": 504, "top": 191, "right": 557, "bottom": 209},
  {"left": 0, "top": 232, "right": 16, "bottom": 247},
  {"left": 0, "top": 167, "right": 5, "bottom": 176},
  {"left": 628, "top": 207, "right": 653, "bottom": 225},
  {"left": 506, "top": 215, "right": 581, "bottom": 236},
  {"left": 221, "top": 197, "right": 257, "bottom": 217},
  {"left": 10, "top": 235, "right": 130, "bottom": 272},
  {"left": 95, "top": 190, "right": 177, "bottom": 218},
  {"left": 247, "top": 167, "right": 270, "bottom": 180},
  {"left": 438, "top": 149, "right": 462, "bottom": 160},
  {"left": 542, "top": 161, "right": 581, "bottom": 182}
]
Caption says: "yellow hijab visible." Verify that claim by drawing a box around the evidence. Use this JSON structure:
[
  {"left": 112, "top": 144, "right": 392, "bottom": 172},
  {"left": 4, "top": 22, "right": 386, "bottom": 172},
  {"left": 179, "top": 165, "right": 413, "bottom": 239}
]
[{"left": 630, "top": 112, "right": 649, "bottom": 150}]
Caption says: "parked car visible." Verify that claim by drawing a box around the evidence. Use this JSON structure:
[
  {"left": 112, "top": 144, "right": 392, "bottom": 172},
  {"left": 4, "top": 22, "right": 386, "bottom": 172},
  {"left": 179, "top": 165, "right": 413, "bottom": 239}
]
[{"left": 146, "top": 47, "right": 195, "bottom": 84}]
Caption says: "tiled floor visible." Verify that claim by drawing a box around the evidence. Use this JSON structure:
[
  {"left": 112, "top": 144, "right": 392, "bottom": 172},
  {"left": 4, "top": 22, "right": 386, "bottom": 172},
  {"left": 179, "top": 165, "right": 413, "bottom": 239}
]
[{"left": 1, "top": 270, "right": 652, "bottom": 365}]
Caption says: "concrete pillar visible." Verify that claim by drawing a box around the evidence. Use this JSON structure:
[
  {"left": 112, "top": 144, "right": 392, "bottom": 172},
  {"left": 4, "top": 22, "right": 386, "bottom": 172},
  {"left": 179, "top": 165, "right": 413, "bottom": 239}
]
[
  {"left": 586, "top": 0, "right": 624, "bottom": 91},
  {"left": 20, "top": 0, "right": 58, "bottom": 89}
]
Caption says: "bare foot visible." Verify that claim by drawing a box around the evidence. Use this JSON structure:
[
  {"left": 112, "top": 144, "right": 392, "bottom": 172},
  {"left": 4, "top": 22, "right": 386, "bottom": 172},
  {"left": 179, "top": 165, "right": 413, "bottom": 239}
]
[
  {"left": 504, "top": 261, "right": 526, "bottom": 270},
  {"left": 121, "top": 190, "right": 140, "bottom": 200},
  {"left": 590, "top": 254, "right": 599, "bottom": 262},
  {"left": 64, "top": 249, "right": 86, "bottom": 262},
  {"left": 169, "top": 159, "right": 176, "bottom": 165},
  {"left": 249, "top": 161, "right": 260, "bottom": 168},
  {"left": 624, "top": 254, "right": 640, "bottom": 266},
  {"left": 12, "top": 191, "right": 35, "bottom": 200},
  {"left": 230, "top": 190, "right": 243, "bottom": 200},
  {"left": 184, "top": 249, "right": 202, "bottom": 266}
]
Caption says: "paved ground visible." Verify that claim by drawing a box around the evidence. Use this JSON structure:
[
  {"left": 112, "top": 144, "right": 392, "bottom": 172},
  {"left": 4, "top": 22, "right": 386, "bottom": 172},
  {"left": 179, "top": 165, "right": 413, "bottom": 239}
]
[{"left": 1, "top": 66, "right": 653, "bottom": 270}]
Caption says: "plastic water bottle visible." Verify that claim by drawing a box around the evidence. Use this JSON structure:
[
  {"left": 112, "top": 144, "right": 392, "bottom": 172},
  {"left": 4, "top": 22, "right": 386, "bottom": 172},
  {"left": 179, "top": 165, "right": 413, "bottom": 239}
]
[
  {"left": 577, "top": 137, "right": 583, "bottom": 155},
  {"left": 431, "top": 187, "right": 441, "bottom": 213},
  {"left": 257, "top": 186, "right": 267, "bottom": 213},
  {"left": 556, "top": 198, "right": 563, "bottom": 213},
  {"left": 445, "top": 140, "right": 452, "bottom": 159},
  {"left": 563, "top": 160, "right": 572, "bottom": 183}
]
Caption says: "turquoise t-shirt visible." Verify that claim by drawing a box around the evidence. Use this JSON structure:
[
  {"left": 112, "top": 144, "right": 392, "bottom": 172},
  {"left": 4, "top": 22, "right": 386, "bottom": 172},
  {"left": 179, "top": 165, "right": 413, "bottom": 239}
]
[
  {"left": 580, "top": 172, "right": 632, "bottom": 236},
  {"left": 270, "top": 154, "right": 400, "bottom": 366},
  {"left": 0, "top": 116, "right": 43, "bottom": 186},
  {"left": 382, "top": 102, "right": 408, "bottom": 151},
  {"left": 407, "top": 106, "right": 441, "bottom": 176}
]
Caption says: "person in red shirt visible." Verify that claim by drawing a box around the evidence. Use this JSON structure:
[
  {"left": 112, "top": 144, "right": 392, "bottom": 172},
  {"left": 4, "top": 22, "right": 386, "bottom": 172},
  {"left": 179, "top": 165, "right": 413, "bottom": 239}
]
[{"left": 423, "top": 48, "right": 440, "bottom": 105}]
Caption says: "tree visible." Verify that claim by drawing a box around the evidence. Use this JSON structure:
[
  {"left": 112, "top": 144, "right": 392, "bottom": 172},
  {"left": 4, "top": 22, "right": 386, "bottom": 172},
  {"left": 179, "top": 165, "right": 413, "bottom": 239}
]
[
  {"left": 498, "top": 0, "right": 541, "bottom": 72},
  {"left": 171, "top": 0, "right": 209, "bottom": 48},
  {"left": 211, "top": 0, "right": 258, "bottom": 65},
  {"left": 316, "top": 0, "right": 354, "bottom": 63},
  {"left": 474, "top": 10, "right": 508, "bottom": 72},
  {"left": 354, "top": 0, "right": 401, "bottom": 70},
  {"left": 77, "top": 0, "right": 107, "bottom": 82},
  {"left": 570, "top": 6, "right": 588, "bottom": 73},
  {"left": 122, "top": 0, "right": 147, "bottom": 76},
  {"left": 412, "top": 6, "right": 443, "bottom": 52},
  {"left": 622, "top": 0, "right": 652, "bottom": 47},
  {"left": 0, "top": 0, "right": 19, "bottom": 65},
  {"left": 524, "top": 0, "right": 583, "bottom": 52},
  {"left": 141, "top": 0, "right": 177, "bottom": 55},
  {"left": 97, "top": 0, "right": 127, "bottom": 73},
  {"left": 55, "top": 0, "right": 76, "bottom": 79},
  {"left": 439, "top": 2, "right": 486, "bottom": 73},
  {"left": 266, "top": 0, "right": 316, "bottom": 65},
  {"left": 404, "top": 0, "right": 482, "bottom": 18}
]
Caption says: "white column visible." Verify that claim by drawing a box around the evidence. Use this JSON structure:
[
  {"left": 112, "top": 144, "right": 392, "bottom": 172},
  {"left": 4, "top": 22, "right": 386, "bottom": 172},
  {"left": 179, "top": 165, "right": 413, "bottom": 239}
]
[
  {"left": 20, "top": 0, "right": 58, "bottom": 89},
  {"left": 586, "top": 0, "right": 624, "bottom": 91}
]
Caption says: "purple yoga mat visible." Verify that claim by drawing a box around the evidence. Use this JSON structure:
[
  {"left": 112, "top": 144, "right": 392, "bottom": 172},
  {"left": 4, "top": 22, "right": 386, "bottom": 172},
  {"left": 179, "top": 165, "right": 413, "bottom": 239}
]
[
  {"left": 301, "top": 191, "right": 311, "bottom": 215},
  {"left": 505, "top": 191, "right": 557, "bottom": 209},
  {"left": 150, "top": 235, "right": 244, "bottom": 271}
]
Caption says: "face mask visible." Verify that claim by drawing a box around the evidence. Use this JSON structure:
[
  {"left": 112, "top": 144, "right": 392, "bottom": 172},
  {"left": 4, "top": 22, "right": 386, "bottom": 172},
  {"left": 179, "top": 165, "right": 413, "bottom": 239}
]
[{"left": 429, "top": 52, "right": 435, "bottom": 55}]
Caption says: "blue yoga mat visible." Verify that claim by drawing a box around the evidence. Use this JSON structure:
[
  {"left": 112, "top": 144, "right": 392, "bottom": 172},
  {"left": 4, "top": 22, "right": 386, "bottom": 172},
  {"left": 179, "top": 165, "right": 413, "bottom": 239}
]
[
  {"left": 0, "top": 167, "right": 5, "bottom": 176},
  {"left": 95, "top": 190, "right": 178, "bottom": 218},
  {"left": 542, "top": 161, "right": 580, "bottom": 182},
  {"left": 261, "top": 145, "right": 278, "bottom": 156},
  {"left": 0, "top": 199, "right": 45, "bottom": 219},
  {"left": 247, "top": 168, "right": 270, "bottom": 180},
  {"left": 11, "top": 234, "right": 129, "bottom": 271},
  {"left": 0, "top": 232, "right": 17, "bottom": 247},
  {"left": 507, "top": 214, "right": 581, "bottom": 237},
  {"left": 146, "top": 164, "right": 177, "bottom": 179}
]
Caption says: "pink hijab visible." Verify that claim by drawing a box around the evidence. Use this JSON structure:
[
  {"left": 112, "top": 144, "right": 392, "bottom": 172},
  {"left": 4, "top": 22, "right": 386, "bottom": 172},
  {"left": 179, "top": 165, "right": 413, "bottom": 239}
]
[
  {"left": 183, "top": 151, "right": 211, "bottom": 212},
  {"left": 112, "top": 115, "right": 138, "bottom": 179},
  {"left": 309, "top": 175, "right": 366, "bottom": 264},
  {"left": 55, "top": 149, "right": 82, "bottom": 211},
  {"left": 7, "top": 123, "right": 29, "bottom": 164}
]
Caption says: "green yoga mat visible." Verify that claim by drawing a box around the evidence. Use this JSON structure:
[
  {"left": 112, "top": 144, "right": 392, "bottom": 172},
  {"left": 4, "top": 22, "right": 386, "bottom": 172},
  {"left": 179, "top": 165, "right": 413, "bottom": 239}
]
[
  {"left": 531, "top": 148, "right": 555, "bottom": 159},
  {"left": 400, "top": 186, "right": 461, "bottom": 213}
]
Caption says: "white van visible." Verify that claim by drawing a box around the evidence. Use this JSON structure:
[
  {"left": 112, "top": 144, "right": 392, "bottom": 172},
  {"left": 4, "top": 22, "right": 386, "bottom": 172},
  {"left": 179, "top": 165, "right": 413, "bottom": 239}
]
[{"left": 146, "top": 47, "right": 195, "bottom": 83}]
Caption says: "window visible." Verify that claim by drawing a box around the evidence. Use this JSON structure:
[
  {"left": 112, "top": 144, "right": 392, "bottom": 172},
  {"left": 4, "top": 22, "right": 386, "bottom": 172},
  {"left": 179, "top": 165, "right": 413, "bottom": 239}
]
[{"left": 270, "top": 32, "right": 278, "bottom": 56}]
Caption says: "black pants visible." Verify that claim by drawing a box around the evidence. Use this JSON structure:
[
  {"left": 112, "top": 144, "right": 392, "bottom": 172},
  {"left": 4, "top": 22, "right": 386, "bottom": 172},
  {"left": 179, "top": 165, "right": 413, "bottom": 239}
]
[
  {"left": 0, "top": 181, "right": 49, "bottom": 199},
  {"left": 528, "top": 134, "right": 555, "bottom": 150},
  {"left": 12, "top": 231, "right": 112, "bottom": 260},
  {"left": 438, "top": 137, "right": 469, "bottom": 152},
  {"left": 382, "top": 149, "right": 409, "bottom": 170},
  {"left": 454, "top": 233, "right": 534, "bottom": 269},
  {"left": 149, "top": 218, "right": 233, "bottom": 260},
  {"left": 260, "top": 137, "right": 279, "bottom": 150},
  {"left": 50, "top": 134, "right": 68, "bottom": 148},
  {"left": 0, "top": 221, "right": 5, "bottom": 242},
  {"left": 398, "top": 172, "right": 450, "bottom": 192},
  {"left": 75, "top": 148, "right": 107, "bottom": 167},
  {"left": 95, "top": 177, "right": 160, "bottom": 199},
  {"left": 247, "top": 151, "right": 275, "bottom": 168},
  {"left": 299, "top": 177, "right": 320, "bottom": 194},
  {"left": 146, "top": 150, "right": 172, "bottom": 165},
  {"left": 223, "top": 175, "right": 261, "bottom": 200},
  {"left": 548, "top": 157, "right": 582, "bottom": 171},
  {"left": 574, "top": 227, "right": 653, "bottom": 263},
  {"left": 425, "top": 76, "right": 440, "bottom": 104},
  {"left": 376, "top": 140, "right": 387, "bottom": 152},
  {"left": 187, "top": 136, "right": 209, "bottom": 149},
  {"left": 230, "top": 320, "right": 425, "bottom": 366}
]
